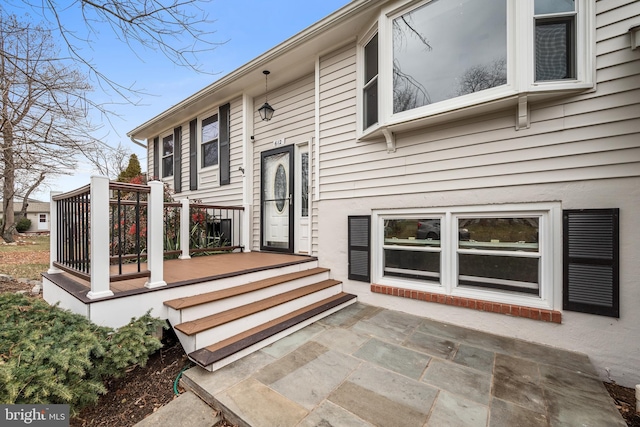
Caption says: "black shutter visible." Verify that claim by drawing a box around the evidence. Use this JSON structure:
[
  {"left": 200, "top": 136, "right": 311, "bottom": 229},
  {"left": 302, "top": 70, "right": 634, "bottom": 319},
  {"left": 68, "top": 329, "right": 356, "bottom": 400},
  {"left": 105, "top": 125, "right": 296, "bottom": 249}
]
[
  {"left": 173, "top": 126, "right": 182, "bottom": 192},
  {"left": 153, "top": 137, "right": 159, "bottom": 179},
  {"left": 563, "top": 209, "right": 619, "bottom": 317},
  {"left": 219, "top": 103, "right": 231, "bottom": 186},
  {"left": 189, "top": 119, "right": 198, "bottom": 190},
  {"left": 348, "top": 215, "right": 370, "bottom": 282}
]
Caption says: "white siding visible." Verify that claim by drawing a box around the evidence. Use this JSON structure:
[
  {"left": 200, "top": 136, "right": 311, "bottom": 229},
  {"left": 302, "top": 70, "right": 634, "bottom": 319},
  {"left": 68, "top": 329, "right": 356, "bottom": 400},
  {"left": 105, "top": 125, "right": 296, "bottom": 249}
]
[
  {"left": 316, "top": 8, "right": 640, "bottom": 201},
  {"left": 314, "top": 2, "right": 640, "bottom": 387},
  {"left": 251, "top": 74, "right": 316, "bottom": 251}
]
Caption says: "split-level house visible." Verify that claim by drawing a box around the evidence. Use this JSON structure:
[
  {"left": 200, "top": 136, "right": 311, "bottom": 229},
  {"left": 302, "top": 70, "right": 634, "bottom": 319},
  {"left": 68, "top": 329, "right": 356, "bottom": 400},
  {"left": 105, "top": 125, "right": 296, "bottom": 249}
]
[{"left": 124, "top": 0, "right": 636, "bottom": 386}]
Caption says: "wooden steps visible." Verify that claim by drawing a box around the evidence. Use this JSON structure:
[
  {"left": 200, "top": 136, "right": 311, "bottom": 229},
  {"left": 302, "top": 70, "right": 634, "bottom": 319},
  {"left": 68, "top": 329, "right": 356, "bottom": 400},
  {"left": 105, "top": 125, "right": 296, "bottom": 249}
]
[
  {"left": 174, "top": 280, "right": 341, "bottom": 335},
  {"left": 164, "top": 265, "right": 356, "bottom": 371},
  {"left": 189, "top": 293, "right": 356, "bottom": 370},
  {"left": 164, "top": 267, "right": 330, "bottom": 310}
]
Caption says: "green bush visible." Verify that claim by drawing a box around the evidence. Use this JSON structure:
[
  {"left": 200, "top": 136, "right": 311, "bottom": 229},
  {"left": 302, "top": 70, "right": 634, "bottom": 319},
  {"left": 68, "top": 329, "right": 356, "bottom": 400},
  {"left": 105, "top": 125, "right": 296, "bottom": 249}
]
[
  {"left": 15, "top": 217, "right": 31, "bottom": 232},
  {"left": 0, "top": 293, "right": 165, "bottom": 413}
]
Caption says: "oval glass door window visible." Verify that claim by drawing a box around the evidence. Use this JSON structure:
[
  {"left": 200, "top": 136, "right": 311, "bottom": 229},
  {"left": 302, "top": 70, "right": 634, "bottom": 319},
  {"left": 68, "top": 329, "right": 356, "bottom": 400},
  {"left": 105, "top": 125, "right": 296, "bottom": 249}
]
[{"left": 274, "top": 164, "right": 287, "bottom": 212}]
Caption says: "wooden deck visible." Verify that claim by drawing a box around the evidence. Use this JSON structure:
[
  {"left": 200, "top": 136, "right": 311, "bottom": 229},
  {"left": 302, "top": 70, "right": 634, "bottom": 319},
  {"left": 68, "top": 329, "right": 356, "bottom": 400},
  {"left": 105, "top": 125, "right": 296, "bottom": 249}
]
[{"left": 44, "top": 252, "right": 318, "bottom": 303}]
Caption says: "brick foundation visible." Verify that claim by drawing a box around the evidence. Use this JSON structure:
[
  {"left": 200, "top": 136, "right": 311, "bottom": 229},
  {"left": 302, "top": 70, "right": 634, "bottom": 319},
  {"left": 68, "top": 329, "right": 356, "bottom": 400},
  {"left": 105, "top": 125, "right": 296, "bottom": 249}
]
[{"left": 371, "top": 284, "right": 561, "bottom": 324}]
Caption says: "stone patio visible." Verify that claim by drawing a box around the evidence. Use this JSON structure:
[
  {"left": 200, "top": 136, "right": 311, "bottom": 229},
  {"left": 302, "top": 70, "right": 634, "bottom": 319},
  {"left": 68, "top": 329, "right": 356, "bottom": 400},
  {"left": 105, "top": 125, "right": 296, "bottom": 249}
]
[{"left": 146, "top": 303, "right": 626, "bottom": 427}]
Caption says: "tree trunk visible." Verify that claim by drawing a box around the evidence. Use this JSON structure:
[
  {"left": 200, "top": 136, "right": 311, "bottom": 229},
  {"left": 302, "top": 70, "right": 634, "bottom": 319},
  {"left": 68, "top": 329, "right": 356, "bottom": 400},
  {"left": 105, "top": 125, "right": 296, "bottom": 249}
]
[{"left": 2, "top": 127, "right": 16, "bottom": 243}]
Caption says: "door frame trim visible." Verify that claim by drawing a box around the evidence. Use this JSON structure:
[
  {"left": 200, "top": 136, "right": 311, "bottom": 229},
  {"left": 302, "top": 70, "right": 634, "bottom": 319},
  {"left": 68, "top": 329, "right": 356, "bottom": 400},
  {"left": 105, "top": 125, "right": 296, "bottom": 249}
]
[{"left": 260, "top": 145, "right": 295, "bottom": 253}]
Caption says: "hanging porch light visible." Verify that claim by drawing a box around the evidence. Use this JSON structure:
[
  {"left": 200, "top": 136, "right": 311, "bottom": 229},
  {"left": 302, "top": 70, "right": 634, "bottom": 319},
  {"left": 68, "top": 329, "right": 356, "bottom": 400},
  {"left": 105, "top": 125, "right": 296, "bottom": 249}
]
[{"left": 258, "top": 70, "right": 275, "bottom": 121}]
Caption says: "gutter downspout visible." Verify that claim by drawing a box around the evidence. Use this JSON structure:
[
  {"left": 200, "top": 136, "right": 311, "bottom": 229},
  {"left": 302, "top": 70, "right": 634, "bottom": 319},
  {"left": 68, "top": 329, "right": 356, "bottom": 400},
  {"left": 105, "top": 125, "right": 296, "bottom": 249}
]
[{"left": 130, "top": 136, "right": 147, "bottom": 149}]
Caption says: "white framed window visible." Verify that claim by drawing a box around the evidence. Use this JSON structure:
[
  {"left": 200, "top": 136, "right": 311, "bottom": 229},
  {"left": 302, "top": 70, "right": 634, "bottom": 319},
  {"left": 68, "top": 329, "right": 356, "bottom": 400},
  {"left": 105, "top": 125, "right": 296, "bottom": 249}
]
[
  {"left": 161, "top": 132, "right": 174, "bottom": 178},
  {"left": 363, "top": 33, "right": 379, "bottom": 130},
  {"left": 534, "top": 0, "right": 577, "bottom": 81},
  {"left": 373, "top": 203, "right": 561, "bottom": 309},
  {"left": 358, "top": 0, "right": 593, "bottom": 138},
  {"left": 39, "top": 214, "right": 47, "bottom": 223},
  {"left": 201, "top": 112, "right": 219, "bottom": 168}
]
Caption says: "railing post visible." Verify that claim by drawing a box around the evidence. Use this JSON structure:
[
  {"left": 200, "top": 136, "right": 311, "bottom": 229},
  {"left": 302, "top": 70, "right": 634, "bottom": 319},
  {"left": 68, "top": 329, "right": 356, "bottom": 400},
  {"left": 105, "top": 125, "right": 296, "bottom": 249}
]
[
  {"left": 242, "top": 204, "right": 252, "bottom": 252},
  {"left": 179, "top": 199, "right": 191, "bottom": 259},
  {"left": 87, "top": 176, "right": 113, "bottom": 299},
  {"left": 145, "top": 181, "right": 167, "bottom": 288},
  {"left": 47, "top": 191, "right": 63, "bottom": 274}
]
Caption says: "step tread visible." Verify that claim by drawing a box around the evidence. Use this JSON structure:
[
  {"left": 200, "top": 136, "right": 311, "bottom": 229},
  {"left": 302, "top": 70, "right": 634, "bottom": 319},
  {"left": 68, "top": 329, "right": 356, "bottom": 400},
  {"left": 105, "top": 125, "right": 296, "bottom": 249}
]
[
  {"left": 174, "top": 279, "right": 341, "bottom": 336},
  {"left": 164, "top": 267, "right": 330, "bottom": 310},
  {"left": 188, "top": 292, "right": 356, "bottom": 367}
]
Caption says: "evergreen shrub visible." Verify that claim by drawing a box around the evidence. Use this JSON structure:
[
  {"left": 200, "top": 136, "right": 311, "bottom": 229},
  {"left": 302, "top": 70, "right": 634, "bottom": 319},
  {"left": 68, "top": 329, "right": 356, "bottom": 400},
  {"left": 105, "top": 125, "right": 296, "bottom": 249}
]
[
  {"left": 0, "top": 293, "right": 165, "bottom": 413},
  {"left": 15, "top": 217, "right": 31, "bottom": 232}
]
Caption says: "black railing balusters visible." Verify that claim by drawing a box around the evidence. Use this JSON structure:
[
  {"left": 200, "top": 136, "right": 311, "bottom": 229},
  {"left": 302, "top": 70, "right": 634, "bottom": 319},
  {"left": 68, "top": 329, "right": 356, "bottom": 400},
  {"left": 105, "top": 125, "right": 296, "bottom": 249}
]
[
  {"left": 83, "top": 192, "right": 90, "bottom": 274},
  {"left": 52, "top": 185, "right": 91, "bottom": 281},
  {"left": 72, "top": 195, "right": 78, "bottom": 270},
  {"left": 135, "top": 191, "right": 141, "bottom": 272},
  {"left": 183, "top": 203, "right": 244, "bottom": 255},
  {"left": 117, "top": 189, "right": 123, "bottom": 275}
]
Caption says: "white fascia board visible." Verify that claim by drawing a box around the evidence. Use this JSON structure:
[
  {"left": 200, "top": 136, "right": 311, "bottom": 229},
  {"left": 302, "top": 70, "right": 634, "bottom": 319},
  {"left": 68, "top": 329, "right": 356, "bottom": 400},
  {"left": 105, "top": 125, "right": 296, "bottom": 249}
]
[{"left": 127, "top": 0, "right": 384, "bottom": 141}]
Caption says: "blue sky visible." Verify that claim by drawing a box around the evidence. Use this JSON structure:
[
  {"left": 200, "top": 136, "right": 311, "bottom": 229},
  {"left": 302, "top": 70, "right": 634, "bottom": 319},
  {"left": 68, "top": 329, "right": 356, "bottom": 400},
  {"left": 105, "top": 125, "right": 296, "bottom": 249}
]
[{"left": 17, "top": 0, "right": 351, "bottom": 197}]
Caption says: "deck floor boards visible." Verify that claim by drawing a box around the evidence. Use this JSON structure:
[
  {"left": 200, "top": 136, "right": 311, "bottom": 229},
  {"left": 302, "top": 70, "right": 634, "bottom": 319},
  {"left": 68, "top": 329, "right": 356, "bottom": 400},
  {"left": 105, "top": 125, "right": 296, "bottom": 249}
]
[{"left": 45, "top": 252, "right": 317, "bottom": 301}]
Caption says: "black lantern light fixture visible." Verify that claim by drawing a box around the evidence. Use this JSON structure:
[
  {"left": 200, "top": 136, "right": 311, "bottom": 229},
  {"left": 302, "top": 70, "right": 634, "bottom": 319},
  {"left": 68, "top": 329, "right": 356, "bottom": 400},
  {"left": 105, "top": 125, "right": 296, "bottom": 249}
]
[{"left": 258, "top": 70, "right": 275, "bottom": 121}]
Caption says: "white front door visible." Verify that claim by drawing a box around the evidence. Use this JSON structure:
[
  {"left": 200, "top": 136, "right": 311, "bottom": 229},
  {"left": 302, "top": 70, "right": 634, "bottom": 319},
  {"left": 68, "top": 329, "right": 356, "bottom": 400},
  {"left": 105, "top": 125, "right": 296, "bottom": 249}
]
[
  {"left": 38, "top": 214, "right": 48, "bottom": 231},
  {"left": 295, "top": 145, "right": 310, "bottom": 254},
  {"left": 261, "top": 146, "right": 294, "bottom": 252}
]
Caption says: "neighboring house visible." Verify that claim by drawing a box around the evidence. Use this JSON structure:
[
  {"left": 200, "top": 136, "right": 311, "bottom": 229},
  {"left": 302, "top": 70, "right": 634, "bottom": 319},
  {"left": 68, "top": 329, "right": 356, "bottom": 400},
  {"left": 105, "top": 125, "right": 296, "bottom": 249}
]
[
  {"left": 128, "top": 0, "right": 640, "bottom": 387},
  {"left": 0, "top": 200, "right": 51, "bottom": 233}
]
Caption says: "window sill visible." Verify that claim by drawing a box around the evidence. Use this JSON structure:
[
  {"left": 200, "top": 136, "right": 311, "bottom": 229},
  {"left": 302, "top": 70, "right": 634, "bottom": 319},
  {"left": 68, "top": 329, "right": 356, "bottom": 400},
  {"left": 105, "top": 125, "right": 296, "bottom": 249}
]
[
  {"left": 358, "top": 84, "right": 594, "bottom": 148},
  {"left": 371, "top": 284, "right": 561, "bottom": 323}
]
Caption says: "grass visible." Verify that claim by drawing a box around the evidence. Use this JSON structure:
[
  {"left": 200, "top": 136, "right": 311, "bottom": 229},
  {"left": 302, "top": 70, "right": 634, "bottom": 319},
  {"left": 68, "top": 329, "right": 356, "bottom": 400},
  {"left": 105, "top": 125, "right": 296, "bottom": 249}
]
[
  {"left": 0, "top": 235, "right": 50, "bottom": 252},
  {"left": 0, "top": 235, "right": 50, "bottom": 280}
]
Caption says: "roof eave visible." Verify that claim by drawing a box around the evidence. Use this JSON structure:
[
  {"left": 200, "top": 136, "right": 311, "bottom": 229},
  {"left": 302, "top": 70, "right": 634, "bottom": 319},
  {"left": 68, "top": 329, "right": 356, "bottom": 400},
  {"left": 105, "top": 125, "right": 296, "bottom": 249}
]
[{"left": 127, "top": 0, "right": 382, "bottom": 141}]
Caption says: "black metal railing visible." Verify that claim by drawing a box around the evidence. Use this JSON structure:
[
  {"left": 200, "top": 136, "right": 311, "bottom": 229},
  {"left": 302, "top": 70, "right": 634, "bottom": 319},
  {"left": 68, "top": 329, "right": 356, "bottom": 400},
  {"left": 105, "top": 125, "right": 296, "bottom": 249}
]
[
  {"left": 52, "top": 185, "right": 91, "bottom": 280},
  {"left": 108, "top": 182, "right": 151, "bottom": 281},
  {"left": 188, "top": 203, "right": 244, "bottom": 255},
  {"left": 163, "top": 202, "right": 182, "bottom": 257},
  {"left": 52, "top": 179, "right": 246, "bottom": 287}
]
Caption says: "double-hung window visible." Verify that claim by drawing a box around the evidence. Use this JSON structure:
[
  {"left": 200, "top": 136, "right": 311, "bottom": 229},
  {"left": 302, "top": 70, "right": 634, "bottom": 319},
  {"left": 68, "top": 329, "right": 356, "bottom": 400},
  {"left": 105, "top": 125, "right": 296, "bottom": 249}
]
[
  {"left": 376, "top": 203, "right": 559, "bottom": 309},
  {"left": 201, "top": 113, "right": 219, "bottom": 168},
  {"left": 161, "top": 133, "right": 174, "bottom": 178},
  {"left": 359, "top": 0, "right": 592, "bottom": 137}
]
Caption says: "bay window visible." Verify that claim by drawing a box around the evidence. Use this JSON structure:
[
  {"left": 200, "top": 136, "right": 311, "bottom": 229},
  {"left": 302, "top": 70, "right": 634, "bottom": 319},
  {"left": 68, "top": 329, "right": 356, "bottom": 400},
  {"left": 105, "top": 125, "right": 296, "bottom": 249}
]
[
  {"left": 363, "top": 34, "right": 379, "bottom": 129},
  {"left": 534, "top": 0, "right": 577, "bottom": 81},
  {"left": 359, "top": 0, "right": 593, "bottom": 137},
  {"left": 392, "top": 0, "right": 507, "bottom": 113},
  {"left": 375, "top": 204, "right": 560, "bottom": 309}
]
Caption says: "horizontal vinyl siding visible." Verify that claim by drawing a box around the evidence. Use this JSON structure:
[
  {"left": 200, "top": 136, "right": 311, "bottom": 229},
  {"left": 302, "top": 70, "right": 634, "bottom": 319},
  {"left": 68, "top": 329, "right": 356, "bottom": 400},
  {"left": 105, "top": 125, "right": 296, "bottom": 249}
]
[
  {"left": 171, "top": 98, "right": 243, "bottom": 206},
  {"left": 251, "top": 74, "right": 316, "bottom": 250},
  {"left": 317, "top": 7, "right": 640, "bottom": 201}
]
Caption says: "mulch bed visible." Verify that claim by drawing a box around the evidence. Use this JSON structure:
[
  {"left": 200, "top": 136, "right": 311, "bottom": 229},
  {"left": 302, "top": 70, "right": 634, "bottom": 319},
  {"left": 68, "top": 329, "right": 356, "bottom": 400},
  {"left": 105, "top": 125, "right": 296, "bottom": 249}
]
[
  {"left": 70, "top": 332, "right": 193, "bottom": 427},
  {"left": 605, "top": 382, "right": 640, "bottom": 427}
]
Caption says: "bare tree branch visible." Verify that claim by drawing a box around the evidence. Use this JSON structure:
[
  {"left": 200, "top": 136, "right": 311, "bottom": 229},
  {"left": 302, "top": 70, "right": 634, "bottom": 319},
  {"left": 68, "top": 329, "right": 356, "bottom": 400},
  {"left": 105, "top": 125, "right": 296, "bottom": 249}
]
[{"left": 0, "top": 14, "right": 99, "bottom": 242}]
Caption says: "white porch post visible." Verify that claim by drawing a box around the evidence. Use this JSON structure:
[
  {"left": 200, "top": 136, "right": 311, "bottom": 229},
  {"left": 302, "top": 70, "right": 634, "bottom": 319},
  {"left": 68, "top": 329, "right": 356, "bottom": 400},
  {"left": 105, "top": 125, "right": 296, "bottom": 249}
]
[
  {"left": 47, "top": 191, "right": 63, "bottom": 274},
  {"left": 179, "top": 198, "right": 191, "bottom": 259},
  {"left": 242, "top": 93, "right": 254, "bottom": 252},
  {"left": 87, "top": 176, "right": 113, "bottom": 299},
  {"left": 145, "top": 181, "right": 167, "bottom": 288}
]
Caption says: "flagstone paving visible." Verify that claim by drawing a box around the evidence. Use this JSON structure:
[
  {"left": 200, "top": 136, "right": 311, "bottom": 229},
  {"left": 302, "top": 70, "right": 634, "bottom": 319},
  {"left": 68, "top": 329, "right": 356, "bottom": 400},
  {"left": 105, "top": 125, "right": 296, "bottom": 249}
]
[{"left": 173, "top": 303, "right": 625, "bottom": 427}]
